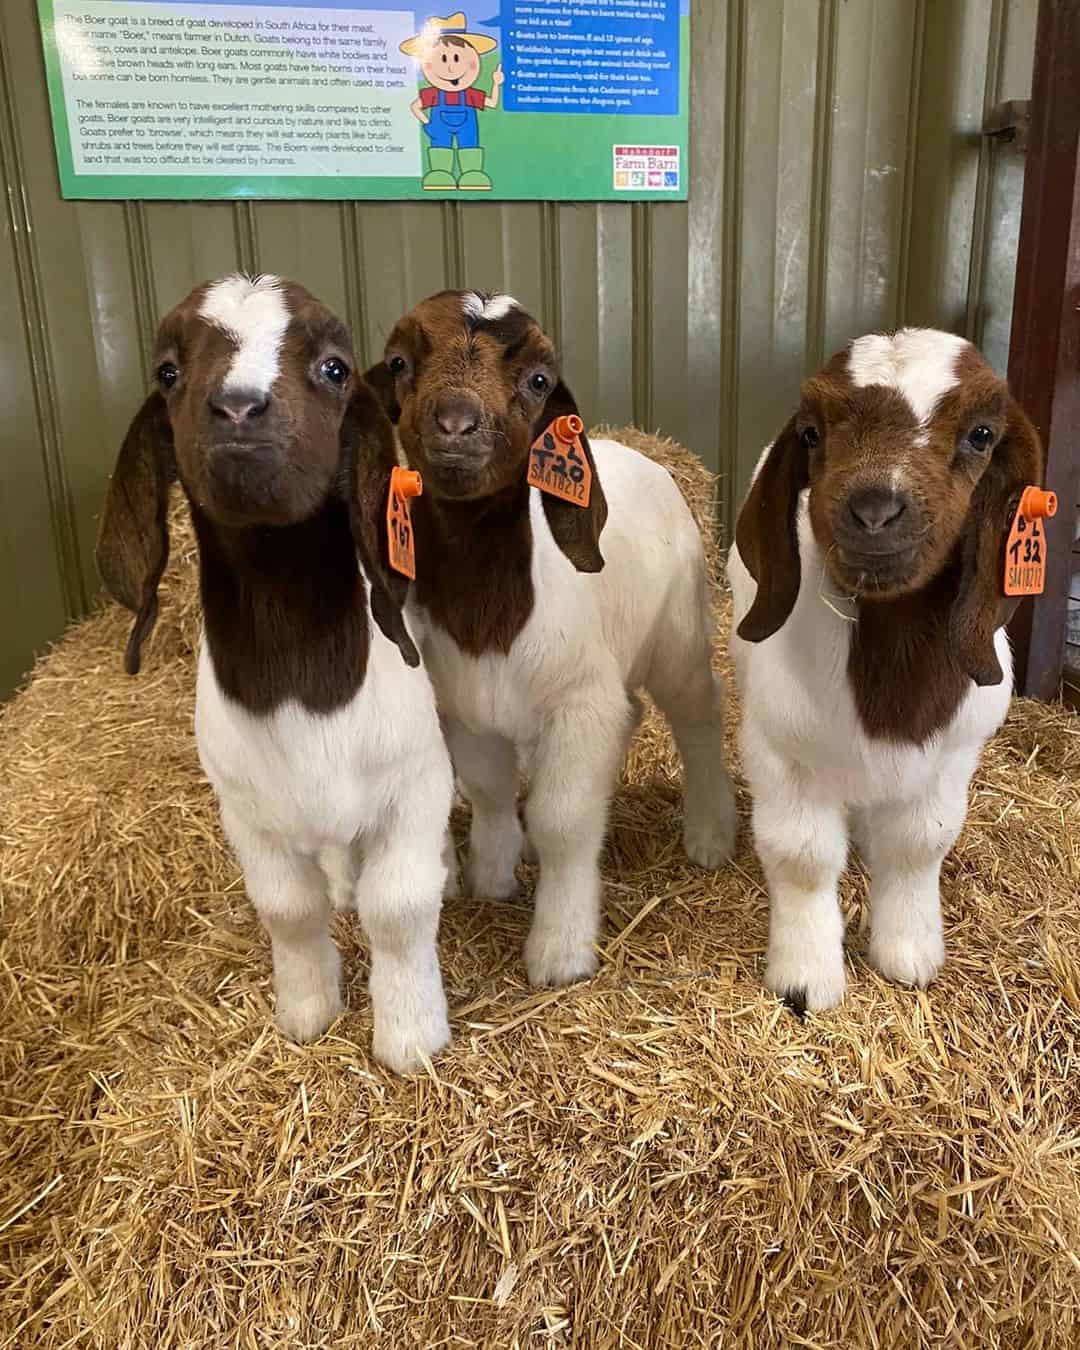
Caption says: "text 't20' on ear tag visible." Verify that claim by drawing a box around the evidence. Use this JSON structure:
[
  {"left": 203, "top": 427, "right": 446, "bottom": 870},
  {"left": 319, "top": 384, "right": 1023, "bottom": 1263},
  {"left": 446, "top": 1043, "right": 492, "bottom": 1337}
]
[
  {"left": 386, "top": 466, "right": 422, "bottom": 579},
  {"left": 1003, "top": 486, "right": 1056, "bottom": 597},
  {"left": 528, "top": 414, "right": 592, "bottom": 508}
]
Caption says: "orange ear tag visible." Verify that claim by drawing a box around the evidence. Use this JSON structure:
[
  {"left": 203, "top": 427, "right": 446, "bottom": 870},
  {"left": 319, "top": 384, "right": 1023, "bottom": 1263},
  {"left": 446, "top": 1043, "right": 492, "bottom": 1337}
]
[
  {"left": 527, "top": 413, "right": 592, "bottom": 508},
  {"left": 1003, "top": 486, "right": 1056, "bottom": 597},
  {"left": 386, "top": 467, "right": 422, "bottom": 580}
]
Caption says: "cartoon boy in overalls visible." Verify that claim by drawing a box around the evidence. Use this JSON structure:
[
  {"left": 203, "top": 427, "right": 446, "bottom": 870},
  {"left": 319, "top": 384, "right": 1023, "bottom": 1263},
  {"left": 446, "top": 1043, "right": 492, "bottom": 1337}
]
[{"left": 401, "top": 12, "right": 504, "bottom": 191}]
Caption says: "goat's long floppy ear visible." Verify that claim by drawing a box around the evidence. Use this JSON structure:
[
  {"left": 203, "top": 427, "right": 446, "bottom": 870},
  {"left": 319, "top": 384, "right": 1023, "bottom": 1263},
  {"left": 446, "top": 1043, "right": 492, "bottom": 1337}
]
[
  {"left": 532, "top": 380, "right": 608, "bottom": 573},
  {"left": 950, "top": 400, "right": 1044, "bottom": 687},
  {"left": 361, "top": 360, "right": 401, "bottom": 424},
  {"left": 96, "top": 392, "right": 176, "bottom": 675},
  {"left": 342, "top": 380, "right": 419, "bottom": 668},
  {"left": 734, "top": 416, "right": 808, "bottom": 642}
]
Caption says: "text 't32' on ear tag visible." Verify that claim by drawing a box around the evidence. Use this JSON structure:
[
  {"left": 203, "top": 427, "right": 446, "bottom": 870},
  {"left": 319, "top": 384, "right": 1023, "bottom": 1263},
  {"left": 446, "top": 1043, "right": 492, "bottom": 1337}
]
[
  {"left": 1003, "top": 485, "right": 1056, "bottom": 597},
  {"left": 528, "top": 413, "right": 592, "bottom": 508},
  {"left": 386, "top": 466, "right": 422, "bottom": 580}
]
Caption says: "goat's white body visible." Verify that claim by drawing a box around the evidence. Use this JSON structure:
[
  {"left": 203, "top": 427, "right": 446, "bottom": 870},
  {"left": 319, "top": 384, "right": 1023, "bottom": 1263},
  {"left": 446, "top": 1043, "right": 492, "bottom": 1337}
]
[
  {"left": 415, "top": 437, "right": 736, "bottom": 985},
  {"left": 195, "top": 584, "right": 455, "bottom": 1070},
  {"left": 728, "top": 476, "right": 1012, "bottom": 1008}
]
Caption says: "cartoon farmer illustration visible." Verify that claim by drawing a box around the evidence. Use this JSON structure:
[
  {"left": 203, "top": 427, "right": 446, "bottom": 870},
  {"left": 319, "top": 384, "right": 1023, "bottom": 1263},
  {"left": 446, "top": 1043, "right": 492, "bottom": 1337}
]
[{"left": 401, "top": 12, "right": 504, "bottom": 191}]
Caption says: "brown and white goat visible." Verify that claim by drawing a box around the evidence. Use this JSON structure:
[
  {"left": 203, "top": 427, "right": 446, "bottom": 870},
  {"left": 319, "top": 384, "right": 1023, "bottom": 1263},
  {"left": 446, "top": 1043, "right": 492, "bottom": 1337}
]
[
  {"left": 365, "top": 290, "right": 736, "bottom": 989},
  {"left": 729, "top": 329, "right": 1044, "bottom": 1010},
  {"left": 97, "top": 274, "right": 454, "bottom": 1072}
]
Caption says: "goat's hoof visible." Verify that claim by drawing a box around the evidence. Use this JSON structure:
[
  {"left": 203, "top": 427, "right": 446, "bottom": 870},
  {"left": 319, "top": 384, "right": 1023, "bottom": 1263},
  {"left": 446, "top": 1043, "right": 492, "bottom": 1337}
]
[
  {"left": 525, "top": 931, "right": 598, "bottom": 988},
  {"left": 683, "top": 816, "right": 736, "bottom": 870},
  {"left": 276, "top": 986, "right": 344, "bottom": 1044},
  {"left": 868, "top": 929, "right": 944, "bottom": 990},
  {"left": 372, "top": 1007, "right": 451, "bottom": 1074},
  {"left": 765, "top": 952, "right": 846, "bottom": 1013},
  {"left": 465, "top": 859, "right": 521, "bottom": 901}
]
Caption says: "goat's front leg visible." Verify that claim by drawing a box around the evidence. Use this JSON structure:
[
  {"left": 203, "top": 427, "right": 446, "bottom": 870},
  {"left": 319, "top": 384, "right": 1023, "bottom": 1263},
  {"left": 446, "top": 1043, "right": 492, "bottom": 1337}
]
[
  {"left": 354, "top": 793, "right": 450, "bottom": 1073},
  {"left": 523, "top": 692, "right": 630, "bottom": 987},
  {"left": 856, "top": 756, "right": 974, "bottom": 990},
  {"left": 222, "top": 807, "right": 343, "bottom": 1044},
  {"left": 748, "top": 745, "right": 849, "bottom": 1012},
  {"left": 445, "top": 719, "right": 523, "bottom": 900}
]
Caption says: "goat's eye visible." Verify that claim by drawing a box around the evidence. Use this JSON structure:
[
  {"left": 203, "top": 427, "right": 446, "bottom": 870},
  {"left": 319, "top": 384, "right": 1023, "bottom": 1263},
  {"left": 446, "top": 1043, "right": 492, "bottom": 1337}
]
[
  {"left": 799, "top": 425, "right": 819, "bottom": 451},
  {"left": 388, "top": 355, "right": 408, "bottom": 377},
  {"left": 966, "top": 424, "right": 994, "bottom": 453},
  {"left": 156, "top": 361, "right": 179, "bottom": 390},
  {"left": 529, "top": 372, "right": 550, "bottom": 395},
  {"left": 320, "top": 357, "right": 349, "bottom": 386}
]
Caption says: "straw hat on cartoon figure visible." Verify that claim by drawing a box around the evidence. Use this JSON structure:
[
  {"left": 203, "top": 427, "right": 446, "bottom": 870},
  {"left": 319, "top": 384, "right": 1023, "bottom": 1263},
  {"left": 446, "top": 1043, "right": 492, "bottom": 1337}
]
[{"left": 402, "top": 12, "right": 504, "bottom": 192}]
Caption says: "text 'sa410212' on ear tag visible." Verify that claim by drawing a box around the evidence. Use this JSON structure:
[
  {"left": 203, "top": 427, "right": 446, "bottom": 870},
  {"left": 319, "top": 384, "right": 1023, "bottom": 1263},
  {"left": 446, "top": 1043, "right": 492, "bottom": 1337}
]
[
  {"left": 386, "top": 467, "right": 422, "bottom": 580},
  {"left": 1003, "top": 486, "right": 1056, "bottom": 597},
  {"left": 528, "top": 414, "right": 592, "bottom": 508}
]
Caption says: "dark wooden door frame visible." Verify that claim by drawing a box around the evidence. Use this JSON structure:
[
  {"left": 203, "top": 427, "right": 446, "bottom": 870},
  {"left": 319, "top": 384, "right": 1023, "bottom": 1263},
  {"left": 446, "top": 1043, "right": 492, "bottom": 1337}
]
[{"left": 1006, "top": 0, "right": 1080, "bottom": 701}]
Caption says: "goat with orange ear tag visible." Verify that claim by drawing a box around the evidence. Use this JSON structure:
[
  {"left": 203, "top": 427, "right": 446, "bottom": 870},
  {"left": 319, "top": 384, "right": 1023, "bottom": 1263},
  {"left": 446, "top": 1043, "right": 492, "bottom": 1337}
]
[
  {"left": 365, "top": 289, "right": 737, "bottom": 992},
  {"left": 729, "top": 327, "right": 1045, "bottom": 1014}
]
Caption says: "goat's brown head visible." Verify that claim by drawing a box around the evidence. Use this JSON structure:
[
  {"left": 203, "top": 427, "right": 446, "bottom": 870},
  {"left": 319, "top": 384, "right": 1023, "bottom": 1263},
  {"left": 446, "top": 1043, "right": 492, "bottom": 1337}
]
[
  {"left": 366, "top": 290, "right": 608, "bottom": 571},
  {"left": 97, "top": 274, "right": 415, "bottom": 673},
  {"left": 735, "top": 329, "right": 1044, "bottom": 685}
]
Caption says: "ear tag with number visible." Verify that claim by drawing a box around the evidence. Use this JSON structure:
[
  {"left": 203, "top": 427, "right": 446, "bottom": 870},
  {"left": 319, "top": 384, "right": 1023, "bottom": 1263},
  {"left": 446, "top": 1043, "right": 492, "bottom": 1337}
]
[
  {"left": 528, "top": 413, "right": 592, "bottom": 508},
  {"left": 1003, "top": 485, "right": 1056, "bottom": 597},
  {"left": 386, "top": 467, "right": 422, "bottom": 580}
]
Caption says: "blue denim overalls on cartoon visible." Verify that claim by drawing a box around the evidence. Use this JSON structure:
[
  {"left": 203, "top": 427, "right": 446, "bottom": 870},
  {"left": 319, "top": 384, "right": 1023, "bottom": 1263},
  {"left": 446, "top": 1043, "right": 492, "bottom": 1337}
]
[{"left": 424, "top": 90, "right": 480, "bottom": 149}]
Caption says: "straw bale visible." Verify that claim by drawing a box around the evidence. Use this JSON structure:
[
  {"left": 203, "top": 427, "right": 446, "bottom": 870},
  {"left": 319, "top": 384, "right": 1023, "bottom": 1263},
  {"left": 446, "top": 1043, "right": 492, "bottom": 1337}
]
[{"left": 1, "top": 430, "right": 1077, "bottom": 1349}]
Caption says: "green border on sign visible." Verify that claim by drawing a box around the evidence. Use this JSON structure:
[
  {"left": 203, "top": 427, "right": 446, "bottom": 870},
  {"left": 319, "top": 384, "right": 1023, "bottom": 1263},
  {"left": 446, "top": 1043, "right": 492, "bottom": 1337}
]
[{"left": 36, "top": 0, "right": 690, "bottom": 201}]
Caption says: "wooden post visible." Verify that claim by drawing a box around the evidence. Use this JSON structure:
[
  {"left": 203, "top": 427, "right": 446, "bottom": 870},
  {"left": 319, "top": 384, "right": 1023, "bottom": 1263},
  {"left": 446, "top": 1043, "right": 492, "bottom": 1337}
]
[{"left": 1006, "top": 0, "right": 1080, "bottom": 700}]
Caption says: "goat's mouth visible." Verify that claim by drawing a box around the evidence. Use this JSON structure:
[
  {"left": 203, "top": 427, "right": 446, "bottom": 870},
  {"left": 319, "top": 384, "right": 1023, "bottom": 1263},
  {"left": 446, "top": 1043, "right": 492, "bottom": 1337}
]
[
  {"left": 827, "top": 543, "right": 924, "bottom": 597},
  {"left": 201, "top": 448, "right": 302, "bottom": 525},
  {"left": 414, "top": 436, "right": 496, "bottom": 495}
]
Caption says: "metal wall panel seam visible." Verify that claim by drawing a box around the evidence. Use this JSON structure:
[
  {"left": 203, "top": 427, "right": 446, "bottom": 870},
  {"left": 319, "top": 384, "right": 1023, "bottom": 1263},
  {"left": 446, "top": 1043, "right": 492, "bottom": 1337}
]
[
  {"left": 442, "top": 201, "right": 465, "bottom": 288},
  {"left": 340, "top": 202, "right": 369, "bottom": 365},
  {"left": 805, "top": 0, "right": 839, "bottom": 374},
  {"left": 123, "top": 201, "right": 159, "bottom": 371},
  {"left": 964, "top": 0, "right": 1007, "bottom": 348},
  {"left": 631, "top": 201, "right": 653, "bottom": 430},
  {"left": 685, "top": 0, "right": 728, "bottom": 482},
  {"left": 855, "top": 1, "right": 876, "bottom": 340},
  {"left": 233, "top": 201, "right": 260, "bottom": 275},
  {"left": 0, "top": 17, "right": 84, "bottom": 615},
  {"left": 540, "top": 202, "right": 561, "bottom": 348},
  {"left": 896, "top": 0, "right": 928, "bottom": 327},
  {"left": 717, "top": 0, "right": 747, "bottom": 541}
]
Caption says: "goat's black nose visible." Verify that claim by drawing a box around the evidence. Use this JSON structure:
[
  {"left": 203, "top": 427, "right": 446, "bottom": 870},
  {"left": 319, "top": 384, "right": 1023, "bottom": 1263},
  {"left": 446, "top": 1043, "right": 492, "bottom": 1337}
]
[
  {"left": 434, "top": 393, "right": 481, "bottom": 437},
  {"left": 846, "top": 487, "right": 907, "bottom": 534},
  {"left": 208, "top": 389, "right": 270, "bottom": 424}
]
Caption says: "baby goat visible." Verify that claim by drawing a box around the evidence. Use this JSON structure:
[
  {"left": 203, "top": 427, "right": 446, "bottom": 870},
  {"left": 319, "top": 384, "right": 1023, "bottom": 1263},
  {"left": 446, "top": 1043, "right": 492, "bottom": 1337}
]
[
  {"left": 729, "top": 329, "right": 1044, "bottom": 1010},
  {"left": 365, "top": 290, "right": 736, "bottom": 988},
  {"left": 97, "top": 274, "right": 454, "bottom": 1072}
]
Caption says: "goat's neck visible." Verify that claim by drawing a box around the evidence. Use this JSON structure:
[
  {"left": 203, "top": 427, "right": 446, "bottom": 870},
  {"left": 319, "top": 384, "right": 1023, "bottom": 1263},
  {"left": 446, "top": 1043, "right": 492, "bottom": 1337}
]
[
  {"left": 190, "top": 494, "right": 370, "bottom": 715},
  {"left": 849, "top": 556, "right": 974, "bottom": 745},
  {"left": 410, "top": 477, "right": 536, "bottom": 656}
]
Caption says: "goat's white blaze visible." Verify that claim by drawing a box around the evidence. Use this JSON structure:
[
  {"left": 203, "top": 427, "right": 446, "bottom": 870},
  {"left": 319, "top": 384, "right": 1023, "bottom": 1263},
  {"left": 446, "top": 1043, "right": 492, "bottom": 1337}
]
[
  {"left": 200, "top": 273, "right": 290, "bottom": 396},
  {"left": 462, "top": 291, "right": 518, "bottom": 322},
  {"left": 848, "top": 328, "right": 968, "bottom": 426}
]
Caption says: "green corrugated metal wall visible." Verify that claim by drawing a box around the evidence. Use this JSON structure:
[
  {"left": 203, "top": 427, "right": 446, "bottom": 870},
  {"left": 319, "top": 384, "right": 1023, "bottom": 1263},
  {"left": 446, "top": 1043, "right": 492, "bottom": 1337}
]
[{"left": 0, "top": 0, "right": 1036, "bottom": 698}]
